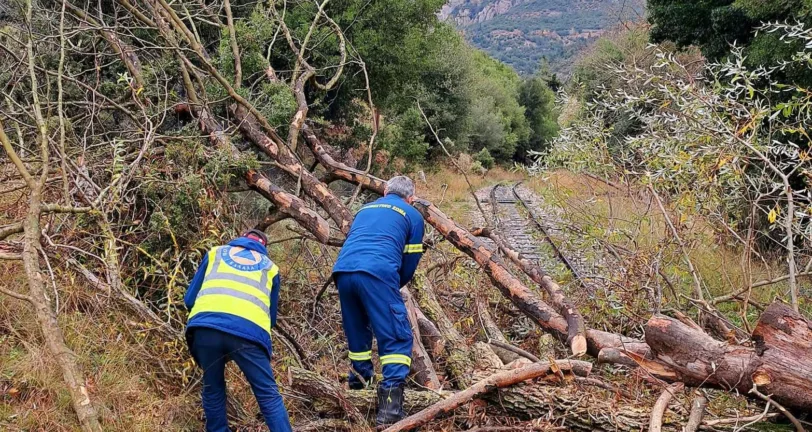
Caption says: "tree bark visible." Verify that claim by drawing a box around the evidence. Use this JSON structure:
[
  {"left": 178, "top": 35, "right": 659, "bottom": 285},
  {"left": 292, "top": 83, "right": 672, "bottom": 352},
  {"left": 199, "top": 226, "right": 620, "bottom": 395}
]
[
  {"left": 644, "top": 302, "right": 812, "bottom": 412},
  {"left": 382, "top": 360, "right": 592, "bottom": 432},
  {"left": 415, "top": 305, "right": 445, "bottom": 360},
  {"left": 684, "top": 394, "right": 708, "bottom": 432},
  {"left": 749, "top": 302, "right": 812, "bottom": 411},
  {"left": 65, "top": 3, "right": 145, "bottom": 92},
  {"left": 290, "top": 367, "right": 443, "bottom": 419},
  {"left": 21, "top": 188, "right": 103, "bottom": 431},
  {"left": 231, "top": 104, "right": 354, "bottom": 234},
  {"left": 476, "top": 297, "right": 521, "bottom": 364},
  {"left": 414, "top": 279, "right": 474, "bottom": 388},
  {"left": 244, "top": 170, "right": 331, "bottom": 243},
  {"left": 290, "top": 365, "right": 680, "bottom": 431},
  {"left": 473, "top": 227, "right": 587, "bottom": 356},
  {"left": 195, "top": 107, "right": 332, "bottom": 243},
  {"left": 401, "top": 287, "right": 441, "bottom": 390},
  {"left": 302, "top": 124, "right": 387, "bottom": 192},
  {"left": 649, "top": 383, "right": 683, "bottom": 432}
]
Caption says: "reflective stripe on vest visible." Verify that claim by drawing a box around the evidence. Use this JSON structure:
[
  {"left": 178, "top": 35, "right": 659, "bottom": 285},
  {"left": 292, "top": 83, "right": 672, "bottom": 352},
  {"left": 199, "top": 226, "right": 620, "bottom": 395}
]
[{"left": 188, "top": 246, "right": 278, "bottom": 336}]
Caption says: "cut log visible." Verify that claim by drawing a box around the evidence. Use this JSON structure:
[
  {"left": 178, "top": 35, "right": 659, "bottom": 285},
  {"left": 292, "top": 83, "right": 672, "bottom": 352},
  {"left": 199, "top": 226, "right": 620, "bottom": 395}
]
[
  {"left": 644, "top": 302, "right": 812, "bottom": 412},
  {"left": 382, "top": 360, "right": 593, "bottom": 432},
  {"left": 290, "top": 366, "right": 685, "bottom": 431},
  {"left": 750, "top": 302, "right": 812, "bottom": 412},
  {"left": 286, "top": 368, "right": 369, "bottom": 428},
  {"left": 488, "top": 381, "right": 670, "bottom": 431},
  {"left": 289, "top": 367, "right": 445, "bottom": 416},
  {"left": 415, "top": 306, "right": 445, "bottom": 360},
  {"left": 401, "top": 287, "right": 441, "bottom": 390}
]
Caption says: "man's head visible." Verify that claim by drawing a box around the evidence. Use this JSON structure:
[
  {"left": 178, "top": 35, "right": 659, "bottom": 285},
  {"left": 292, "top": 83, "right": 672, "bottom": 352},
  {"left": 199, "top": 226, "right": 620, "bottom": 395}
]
[
  {"left": 384, "top": 176, "right": 416, "bottom": 204},
  {"left": 242, "top": 229, "right": 268, "bottom": 246}
]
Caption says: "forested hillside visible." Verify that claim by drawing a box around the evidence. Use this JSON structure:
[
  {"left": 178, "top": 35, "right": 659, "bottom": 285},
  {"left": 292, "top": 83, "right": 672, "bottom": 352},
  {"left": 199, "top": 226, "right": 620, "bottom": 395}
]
[
  {"left": 441, "top": 0, "right": 645, "bottom": 74},
  {"left": 2, "top": 0, "right": 812, "bottom": 431}
]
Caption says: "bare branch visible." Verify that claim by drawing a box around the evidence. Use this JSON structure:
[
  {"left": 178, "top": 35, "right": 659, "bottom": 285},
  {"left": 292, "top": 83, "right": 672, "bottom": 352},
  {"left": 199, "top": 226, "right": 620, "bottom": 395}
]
[{"left": 223, "top": 0, "right": 241, "bottom": 87}]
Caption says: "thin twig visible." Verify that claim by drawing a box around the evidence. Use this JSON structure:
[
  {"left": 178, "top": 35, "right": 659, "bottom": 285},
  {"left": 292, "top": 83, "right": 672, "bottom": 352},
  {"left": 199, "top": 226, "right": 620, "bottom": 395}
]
[
  {"left": 749, "top": 384, "right": 805, "bottom": 432},
  {"left": 223, "top": 0, "right": 241, "bottom": 87},
  {"left": 487, "top": 339, "right": 540, "bottom": 363},
  {"left": 0, "top": 284, "right": 34, "bottom": 303},
  {"left": 310, "top": 276, "right": 334, "bottom": 321},
  {"left": 417, "top": 101, "right": 491, "bottom": 227}
]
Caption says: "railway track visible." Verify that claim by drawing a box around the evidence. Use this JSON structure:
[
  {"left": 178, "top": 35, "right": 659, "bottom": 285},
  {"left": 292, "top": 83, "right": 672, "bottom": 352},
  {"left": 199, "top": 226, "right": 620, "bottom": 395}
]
[{"left": 479, "top": 183, "right": 600, "bottom": 293}]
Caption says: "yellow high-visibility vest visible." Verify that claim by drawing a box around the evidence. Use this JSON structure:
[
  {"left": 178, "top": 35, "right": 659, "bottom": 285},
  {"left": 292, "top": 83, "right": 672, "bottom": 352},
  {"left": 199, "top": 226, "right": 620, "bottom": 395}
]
[{"left": 189, "top": 246, "right": 278, "bottom": 336}]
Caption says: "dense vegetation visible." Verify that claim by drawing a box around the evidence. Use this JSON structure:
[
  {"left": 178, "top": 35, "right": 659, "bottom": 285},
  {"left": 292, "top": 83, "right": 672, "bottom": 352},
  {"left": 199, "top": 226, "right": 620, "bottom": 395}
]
[
  {"left": 238, "top": 0, "right": 562, "bottom": 167},
  {"left": 442, "top": 0, "right": 645, "bottom": 75},
  {"left": 538, "top": 15, "right": 812, "bottom": 314},
  {"left": 648, "top": 0, "right": 812, "bottom": 86}
]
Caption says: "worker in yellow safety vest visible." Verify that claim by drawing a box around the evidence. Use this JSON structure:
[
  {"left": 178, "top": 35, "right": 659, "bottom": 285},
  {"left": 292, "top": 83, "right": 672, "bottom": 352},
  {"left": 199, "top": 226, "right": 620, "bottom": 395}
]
[{"left": 184, "top": 229, "right": 291, "bottom": 432}]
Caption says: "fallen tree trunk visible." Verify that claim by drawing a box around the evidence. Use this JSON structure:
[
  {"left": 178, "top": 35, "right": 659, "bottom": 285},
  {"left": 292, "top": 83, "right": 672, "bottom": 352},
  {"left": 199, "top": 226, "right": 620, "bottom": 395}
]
[
  {"left": 290, "top": 366, "right": 681, "bottom": 431},
  {"left": 382, "top": 360, "right": 593, "bottom": 432},
  {"left": 415, "top": 304, "right": 445, "bottom": 360},
  {"left": 476, "top": 297, "right": 521, "bottom": 364},
  {"left": 414, "top": 279, "right": 474, "bottom": 388},
  {"left": 231, "top": 105, "right": 354, "bottom": 234},
  {"left": 302, "top": 124, "right": 387, "bottom": 193},
  {"left": 413, "top": 198, "right": 661, "bottom": 367},
  {"left": 644, "top": 302, "right": 812, "bottom": 412},
  {"left": 245, "top": 171, "right": 331, "bottom": 243},
  {"left": 303, "top": 131, "right": 664, "bottom": 369},
  {"left": 290, "top": 367, "right": 445, "bottom": 415},
  {"left": 195, "top": 108, "right": 331, "bottom": 243},
  {"left": 401, "top": 287, "right": 441, "bottom": 390},
  {"left": 472, "top": 226, "right": 587, "bottom": 356}
]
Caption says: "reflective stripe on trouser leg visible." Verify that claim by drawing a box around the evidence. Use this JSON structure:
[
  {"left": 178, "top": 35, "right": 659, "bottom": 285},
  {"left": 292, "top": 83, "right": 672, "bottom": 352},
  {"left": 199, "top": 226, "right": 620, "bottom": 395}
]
[
  {"left": 347, "top": 272, "right": 413, "bottom": 389},
  {"left": 380, "top": 354, "right": 411, "bottom": 366},
  {"left": 348, "top": 350, "right": 372, "bottom": 361}
]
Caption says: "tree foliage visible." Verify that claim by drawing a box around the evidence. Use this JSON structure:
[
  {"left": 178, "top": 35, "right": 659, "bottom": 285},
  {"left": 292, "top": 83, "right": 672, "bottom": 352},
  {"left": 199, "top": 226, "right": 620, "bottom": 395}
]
[
  {"left": 649, "top": 0, "right": 812, "bottom": 86},
  {"left": 536, "top": 22, "right": 812, "bottom": 312}
]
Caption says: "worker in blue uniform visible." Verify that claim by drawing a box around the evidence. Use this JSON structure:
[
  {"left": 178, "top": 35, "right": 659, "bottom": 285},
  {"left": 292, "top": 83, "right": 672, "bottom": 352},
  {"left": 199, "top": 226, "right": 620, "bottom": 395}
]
[
  {"left": 184, "top": 229, "right": 292, "bottom": 432},
  {"left": 332, "top": 176, "right": 425, "bottom": 426}
]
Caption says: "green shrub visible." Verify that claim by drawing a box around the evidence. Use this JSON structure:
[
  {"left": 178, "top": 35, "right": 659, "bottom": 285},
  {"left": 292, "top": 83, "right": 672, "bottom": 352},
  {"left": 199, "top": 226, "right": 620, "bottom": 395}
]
[{"left": 475, "top": 148, "right": 495, "bottom": 169}]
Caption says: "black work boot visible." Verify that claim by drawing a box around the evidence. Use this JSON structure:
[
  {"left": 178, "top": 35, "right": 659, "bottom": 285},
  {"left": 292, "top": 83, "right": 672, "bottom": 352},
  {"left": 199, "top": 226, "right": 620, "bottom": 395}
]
[{"left": 375, "top": 384, "right": 405, "bottom": 426}]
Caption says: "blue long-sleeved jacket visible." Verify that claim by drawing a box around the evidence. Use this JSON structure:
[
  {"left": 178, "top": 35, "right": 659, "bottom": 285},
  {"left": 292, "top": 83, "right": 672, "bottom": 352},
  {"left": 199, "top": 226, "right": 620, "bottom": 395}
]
[
  {"left": 333, "top": 193, "right": 424, "bottom": 288},
  {"left": 184, "top": 237, "right": 280, "bottom": 357}
]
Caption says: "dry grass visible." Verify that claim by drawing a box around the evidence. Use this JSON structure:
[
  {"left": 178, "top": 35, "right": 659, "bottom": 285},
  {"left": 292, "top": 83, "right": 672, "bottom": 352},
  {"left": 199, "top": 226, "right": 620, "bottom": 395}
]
[
  {"left": 0, "top": 262, "right": 200, "bottom": 431},
  {"left": 527, "top": 170, "right": 801, "bottom": 325},
  {"left": 416, "top": 164, "right": 525, "bottom": 223}
]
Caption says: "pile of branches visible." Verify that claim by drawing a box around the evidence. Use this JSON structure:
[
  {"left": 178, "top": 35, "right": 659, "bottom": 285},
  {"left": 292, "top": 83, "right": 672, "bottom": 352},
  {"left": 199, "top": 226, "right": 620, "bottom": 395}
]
[{"left": 0, "top": 1, "right": 810, "bottom": 431}]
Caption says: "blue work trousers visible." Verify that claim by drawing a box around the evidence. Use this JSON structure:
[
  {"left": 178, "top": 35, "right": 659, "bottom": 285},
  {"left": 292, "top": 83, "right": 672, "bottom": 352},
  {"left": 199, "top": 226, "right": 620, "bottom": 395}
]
[
  {"left": 189, "top": 328, "right": 292, "bottom": 432},
  {"left": 335, "top": 271, "right": 413, "bottom": 389}
]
